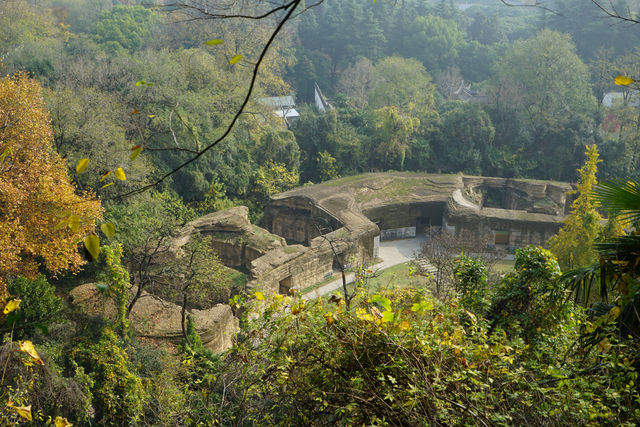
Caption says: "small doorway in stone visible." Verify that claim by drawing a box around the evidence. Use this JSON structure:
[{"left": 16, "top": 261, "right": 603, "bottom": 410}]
[
  {"left": 279, "top": 276, "right": 293, "bottom": 294},
  {"left": 332, "top": 255, "right": 342, "bottom": 273},
  {"left": 494, "top": 230, "right": 510, "bottom": 246},
  {"left": 416, "top": 216, "right": 430, "bottom": 235}
]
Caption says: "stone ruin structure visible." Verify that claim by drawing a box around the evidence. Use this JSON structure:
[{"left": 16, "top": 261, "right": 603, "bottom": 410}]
[
  {"left": 171, "top": 206, "right": 376, "bottom": 297},
  {"left": 70, "top": 173, "right": 571, "bottom": 353},
  {"left": 180, "top": 172, "right": 571, "bottom": 296},
  {"left": 256, "top": 173, "right": 570, "bottom": 293}
]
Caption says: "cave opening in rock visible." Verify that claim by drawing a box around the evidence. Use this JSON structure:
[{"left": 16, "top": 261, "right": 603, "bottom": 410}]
[{"left": 279, "top": 276, "right": 293, "bottom": 294}]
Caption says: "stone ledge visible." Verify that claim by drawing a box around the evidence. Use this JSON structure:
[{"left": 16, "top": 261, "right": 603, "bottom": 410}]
[{"left": 69, "top": 284, "right": 238, "bottom": 354}]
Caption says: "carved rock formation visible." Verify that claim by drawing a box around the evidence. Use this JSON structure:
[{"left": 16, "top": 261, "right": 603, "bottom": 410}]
[{"left": 69, "top": 284, "right": 238, "bottom": 353}]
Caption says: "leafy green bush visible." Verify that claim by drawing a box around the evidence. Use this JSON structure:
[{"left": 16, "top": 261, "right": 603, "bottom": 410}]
[
  {"left": 488, "top": 245, "right": 566, "bottom": 344},
  {"left": 200, "top": 285, "right": 638, "bottom": 425},
  {"left": 7, "top": 275, "right": 63, "bottom": 335},
  {"left": 71, "top": 328, "right": 147, "bottom": 425},
  {"left": 453, "top": 254, "right": 489, "bottom": 314}
]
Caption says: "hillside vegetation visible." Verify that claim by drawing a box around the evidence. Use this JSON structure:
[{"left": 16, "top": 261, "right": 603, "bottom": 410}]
[{"left": 1, "top": 0, "right": 640, "bottom": 424}]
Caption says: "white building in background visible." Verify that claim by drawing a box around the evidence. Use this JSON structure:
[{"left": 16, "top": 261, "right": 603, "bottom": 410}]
[
  {"left": 260, "top": 83, "right": 333, "bottom": 127},
  {"left": 602, "top": 91, "right": 640, "bottom": 108},
  {"left": 314, "top": 82, "right": 333, "bottom": 112},
  {"left": 259, "top": 95, "right": 299, "bottom": 127}
]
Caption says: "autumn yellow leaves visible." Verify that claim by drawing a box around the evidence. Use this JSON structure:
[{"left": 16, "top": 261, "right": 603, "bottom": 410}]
[
  {"left": 615, "top": 75, "right": 637, "bottom": 87},
  {"left": 0, "top": 73, "right": 101, "bottom": 300}
]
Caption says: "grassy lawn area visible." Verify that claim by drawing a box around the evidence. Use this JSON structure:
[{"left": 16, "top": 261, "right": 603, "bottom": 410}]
[
  {"left": 489, "top": 259, "right": 515, "bottom": 275},
  {"left": 313, "top": 257, "right": 516, "bottom": 297},
  {"left": 362, "top": 258, "right": 515, "bottom": 292},
  {"left": 344, "top": 262, "right": 428, "bottom": 294},
  {"left": 366, "top": 262, "right": 426, "bottom": 289}
]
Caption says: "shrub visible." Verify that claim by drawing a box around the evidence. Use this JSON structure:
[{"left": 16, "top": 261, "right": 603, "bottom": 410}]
[
  {"left": 203, "top": 286, "right": 638, "bottom": 425},
  {"left": 488, "top": 246, "right": 566, "bottom": 343},
  {"left": 71, "top": 328, "right": 147, "bottom": 425},
  {"left": 7, "top": 275, "right": 63, "bottom": 336},
  {"left": 453, "top": 254, "right": 489, "bottom": 314}
]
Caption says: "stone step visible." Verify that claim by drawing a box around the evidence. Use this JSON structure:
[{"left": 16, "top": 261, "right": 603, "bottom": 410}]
[{"left": 414, "top": 260, "right": 437, "bottom": 275}]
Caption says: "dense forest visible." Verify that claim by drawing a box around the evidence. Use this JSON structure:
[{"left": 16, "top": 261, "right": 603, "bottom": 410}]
[{"left": 2, "top": 0, "right": 640, "bottom": 424}]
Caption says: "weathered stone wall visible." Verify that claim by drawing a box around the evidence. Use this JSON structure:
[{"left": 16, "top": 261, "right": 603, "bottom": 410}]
[
  {"left": 265, "top": 197, "right": 343, "bottom": 244},
  {"left": 265, "top": 197, "right": 316, "bottom": 243},
  {"left": 248, "top": 244, "right": 334, "bottom": 294},
  {"left": 70, "top": 284, "right": 238, "bottom": 353},
  {"left": 174, "top": 206, "right": 285, "bottom": 269},
  {"left": 206, "top": 236, "right": 267, "bottom": 269},
  {"left": 446, "top": 212, "right": 561, "bottom": 247},
  {"left": 248, "top": 222, "right": 378, "bottom": 293},
  {"left": 445, "top": 196, "right": 563, "bottom": 248},
  {"left": 363, "top": 202, "right": 446, "bottom": 230}
]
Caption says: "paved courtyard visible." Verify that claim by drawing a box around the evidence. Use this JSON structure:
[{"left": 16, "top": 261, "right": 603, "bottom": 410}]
[{"left": 303, "top": 236, "right": 427, "bottom": 299}]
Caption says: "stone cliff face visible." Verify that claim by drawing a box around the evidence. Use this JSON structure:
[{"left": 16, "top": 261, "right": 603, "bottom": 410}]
[
  {"left": 267, "top": 172, "right": 570, "bottom": 253},
  {"left": 70, "top": 284, "right": 238, "bottom": 353},
  {"left": 173, "top": 206, "right": 285, "bottom": 269}
]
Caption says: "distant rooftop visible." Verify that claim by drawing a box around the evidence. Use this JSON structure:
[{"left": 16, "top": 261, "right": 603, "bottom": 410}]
[
  {"left": 603, "top": 92, "right": 640, "bottom": 108},
  {"left": 274, "top": 108, "right": 300, "bottom": 119},
  {"left": 259, "top": 96, "right": 295, "bottom": 109}
]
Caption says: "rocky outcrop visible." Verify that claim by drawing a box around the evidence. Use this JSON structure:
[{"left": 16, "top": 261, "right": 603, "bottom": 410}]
[
  {"left": 173, "top": 206, "right": 285, "bottom": 269},
  {"left": 69, "top": 284, "right": 238, "bottom": 353},
  {"left": 266, "top": 172, "right": 570, "bottom": 256}
]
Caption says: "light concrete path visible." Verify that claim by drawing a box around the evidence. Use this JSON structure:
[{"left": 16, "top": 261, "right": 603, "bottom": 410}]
[{"left": 303, "top": 236, "right": 427, "bottom": 300}]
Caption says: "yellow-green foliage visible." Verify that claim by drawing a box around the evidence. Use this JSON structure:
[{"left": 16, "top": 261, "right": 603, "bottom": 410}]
[
  {"left": 549, "top": 144, "right": 604, "bottom": 271},
  {"left": 71, "top": 328, "right": 147, "bottom": 425},
  {"left": 206, "top": 278, "right": 638, "bottom": 425},
  {"left": 252, "top": 161, "right": 299, "bottom": 199},
  {"left": 102, "top": 244, "right": 130, "bottom": 335}
]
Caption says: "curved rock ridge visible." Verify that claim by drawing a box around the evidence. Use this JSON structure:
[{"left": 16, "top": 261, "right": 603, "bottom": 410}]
[
  {"left": 154, "top": 173, "right": 571, "bottom": 300},
  {"left": 253, "top": 173, "right": 571, "bottom": 293},
  {"left": 69, "top": 284, "right": 238, "bottom": 354},
  {"left": 173, "top": 205, "right": 286, "bottom": 269}
]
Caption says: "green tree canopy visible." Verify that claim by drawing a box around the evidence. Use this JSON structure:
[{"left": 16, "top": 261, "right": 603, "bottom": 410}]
[
  {"left": 433, "top": 101, "right": 495, "bottom": 175},
  {"left": 252, "top": 130, "right": 300, "bottom": 172},
  {"left": 495, "top": 29, "right": 596, "bottom": 136},
  {"left": 368, "top": 56, "right": 437, "bottom": 120},
  {"left": 468, "top": 11, "right": 506, "bottom": 45},
  {"left": 400, "top": 14, "right": 465, "bottom": 73},
  {"left": 93, "top": 5, "right": 161, "bottom": 53},
  {"left": 491, "top": 29, "right": 597, "bottom": 180},
  {"left": 371, "top": 106, "right": 420, "bottom": 170}
]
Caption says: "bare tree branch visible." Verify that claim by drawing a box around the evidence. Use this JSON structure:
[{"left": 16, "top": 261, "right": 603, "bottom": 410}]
[
  {"left": 590, "top": 0, "right": 640, "bottom": 25},
  {"left": 499, "top": 0, "right": 563, "bottom": 16},
  {"left": 314, "top": 223, "right": 356, "bottom": 309},
  {"left": 167, "top": 0, "right": 297, "bottom": 22},
  {"left": 112, "top": 0, "right": 304, "bottom": 200}
]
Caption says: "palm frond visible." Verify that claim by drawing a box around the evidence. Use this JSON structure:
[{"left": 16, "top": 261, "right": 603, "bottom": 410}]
[
  {"left": 594, "top": 234, "right": 640, "bottom": 261},
  {"left": 593, "top": 178, "right": 640, "bottom": 225},
  {"left": 559, "top": 263, "right": 601, "bottom": 304}
]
